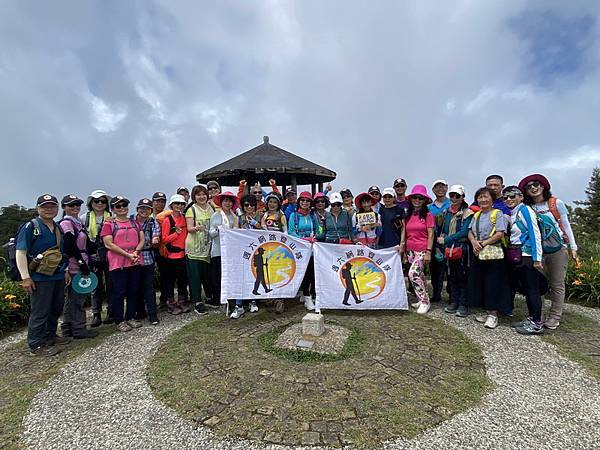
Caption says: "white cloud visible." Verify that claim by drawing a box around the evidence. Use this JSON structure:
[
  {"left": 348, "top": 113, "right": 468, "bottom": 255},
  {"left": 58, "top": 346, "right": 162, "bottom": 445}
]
[
  {"left": 543, "top": 146, "right": 600, "bottom": 170},
  {"left": 88, "top": 94, "right": 127, "bottom": 132}
]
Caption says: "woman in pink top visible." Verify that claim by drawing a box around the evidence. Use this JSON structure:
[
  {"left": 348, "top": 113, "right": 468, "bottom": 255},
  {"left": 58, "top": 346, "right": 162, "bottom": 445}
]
[
  {"left": 101, "top": 196, "right": 145, "bottom": 332},
  {"left": 400, "top": 185, "right": 435, "bottom": 315}
]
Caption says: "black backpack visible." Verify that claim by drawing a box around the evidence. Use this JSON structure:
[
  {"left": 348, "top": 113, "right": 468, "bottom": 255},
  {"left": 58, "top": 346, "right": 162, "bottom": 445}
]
[{"left": 4, "top": 218, "right": 42, "bottom": 281}]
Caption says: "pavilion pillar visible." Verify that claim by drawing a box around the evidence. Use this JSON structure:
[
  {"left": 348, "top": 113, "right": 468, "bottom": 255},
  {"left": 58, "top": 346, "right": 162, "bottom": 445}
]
[
  {"left": 291, "top": 174, "right": 297, "bottom": 193},
  {"left": 311, "top": 183, "right": 316, "bottom": 195},
  {"left": 318, "top": 182, "right": 323, "bottom": 193}
]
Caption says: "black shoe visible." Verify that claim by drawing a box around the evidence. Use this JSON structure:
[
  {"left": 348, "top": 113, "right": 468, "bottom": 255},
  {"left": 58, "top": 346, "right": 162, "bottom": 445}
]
[
  {"left": 30, "top": 345, "right": 60, "bottom": 357},
  {"left": 252, "top": 290, "right": 260, "bottom": 295},
  {"left": 102, "top": 316, "right": 115, "bottom": 325},
  {"left": 149, "top": 315, "right": 160, "bottom": 325},
  {"left": 342, "top": 301, "right": 350, "bottom": 306},
  {"left": 73, "top": 329, "right": 99, "bottom": 339},
  {"left": 444, "top": 303, "right": 458, "bottom": 314},
  {"left": 48, "top": 335, "right": 72, "bottom": 346},
  {"left": 456, "top": 306, "right": 469, "bottom": 318},
  {"left": 90, "top": 314, "right": 102, "bottom": 328},
  {"left": 431, "top": 296, "right": 442, "bottom": 303},
  {"left": 355, "top": 300, "right": 363, "bottom": 304},
  {"left": 61, "top": 327, "right": 74, "bottom": 337},
  {"left": 265, "top": 288, "right": 272, "bottom": 293},
  {"left": 194, "top": 303, "right": 209, "bottom": 316}
]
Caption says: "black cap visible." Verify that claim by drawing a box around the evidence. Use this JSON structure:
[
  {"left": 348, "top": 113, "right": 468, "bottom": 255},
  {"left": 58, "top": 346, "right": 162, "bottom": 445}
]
[
  {"left": 285, "top": 188, "right": 297, "bottom": 196},
  {"left": 61, "top": 194, "right": 83, "bottom": 207},
  {"left": 110, "top": 196, "right": 130, "bottom": 207},
  {"left": 340, "top": 188, "right": 353, "bottom": 197},
  {"left": 137, "top": 198, "right": 153, "bottom": 208},
  {"left": 368, "top": 185, "right": 381, "bottom": 194},
  {"left": 152, "top": 192, "right": 167, "bottom": 201},
  {"left": 393, "top": 178, "right": 407, "bottom": 187},
  {"left": 176, "top": 186, "right": 189, "bottom": 194},
  {"left": 36, "top": 194, "right": 59, "bottom": 206}
]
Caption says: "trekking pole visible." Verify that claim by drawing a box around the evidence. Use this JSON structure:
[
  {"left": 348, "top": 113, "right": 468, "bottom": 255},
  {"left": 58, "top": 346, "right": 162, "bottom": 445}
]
[
  {"left": 264, "top": 255, "right": 270, "bottom": 289},
  {"left": 352, "top": 273, "right": 361, "bottom": 301}
]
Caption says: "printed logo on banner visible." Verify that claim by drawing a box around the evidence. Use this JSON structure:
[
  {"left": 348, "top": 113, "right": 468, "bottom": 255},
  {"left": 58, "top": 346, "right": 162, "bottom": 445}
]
[
  {"left": 242, "top": 233, "right": 302, "bottom": 294},
  {"left": 328, "top": 247, "right": 395, "bottom": 307}
]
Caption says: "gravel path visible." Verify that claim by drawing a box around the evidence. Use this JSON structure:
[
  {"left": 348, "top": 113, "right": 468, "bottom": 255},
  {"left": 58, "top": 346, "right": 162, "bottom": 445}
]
[
  {"left": 22, "top": 305, "right": 600, "bottom": 450},
  {"left": 0, "top": 328, "right": 27, "bottom": 353}
]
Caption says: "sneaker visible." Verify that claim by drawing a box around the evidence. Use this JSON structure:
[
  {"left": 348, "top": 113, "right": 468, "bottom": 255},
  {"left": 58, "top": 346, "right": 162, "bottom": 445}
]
[
  {"left": 475, "top": 313, "right": 487, "bottom": 323},
  {"left": 410, "top": 301, "right": 421, "bottom": 309},
  {"left": 149, "top": 315, "right": 160, "bottom": 325},
  {"left": 511, "top": 318, "right": 531, "bottom": 328},
  {"left": 516, "top": 321, "right": 544, "bottom": 335},
  {"left": 249, "top": 301, "right": 259, "bottom": 313},
  {"left": 116, "top": 321, "right": 132, "bottom": 332},
  {"left": 167, "top": 302, "right": 182, "bottom": 315},
  {"left": 90, "top": 314, "right": 102, "bottom": 328},
  {"left": 455, "top": 306, "right": 469, "bottom": 318},
  {"left": 30, "top": 345, "right": 60, "bottom": 357},
  {"left": 102, "top": 316, "right": 115, "bottom": 325},
  {"left": 194, "top": 303, "right": 209, "bottom": 316},
  {"left": 444, "top": 303, "right": 458, "bottom": 314},
  {"left": 274, "top": 299, "right": 285, "bottom": 314},
  {"left": 544, "top": 316, "right": 560, "bottom": 330},
  {"left": 178, "top": 301, "right": 192, "bottom": 314},
  {"left": 48, "top": 335, "right": 72, "bottom": 346},
  {"left": 484, "top": 315, "right": 498, "bottom": 329},
  {"left": 72, "top": 329, "right": 99, "bottom": 339},
  {"left": 304, "top": 296, "right": 316, "bottom": 311},
  {"left": 128, "top": 319, "right": 143, "bottom": 329},
  {"left": 230, "top": 306, "right": 245, "bottom": 319},
  {"left": 416, "top": 302, "right": 431, "bottom": 315}
]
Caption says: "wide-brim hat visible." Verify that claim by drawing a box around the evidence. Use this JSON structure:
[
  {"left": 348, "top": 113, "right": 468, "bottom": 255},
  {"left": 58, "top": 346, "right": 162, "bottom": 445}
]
[
  {"left": 518, "top": 173, "right": 551, "bottom": 192},
  {"left": 213, "top": 191, "right": 240, "bottom": 209},
  {"left": 298, "top": 191, "right": 314, "bottom": 203},
  {"left": 168, "top": 194, "right": 187, "bottom": 206},
  {"left": 313, "top": 192, "right": 330, "bottom": 206},
  {"left": 355, "top": 192, "right": 378, "bottom": 208},
  {"left": 448, "top": 185, "right": 465, "bottom": 197},
  {"left": 87, "top": 189, "right": 111, "bottom": 206},
  {"left": 382, "top": 187, "right": 396, "bottom": 197},
  {"left": 406, "top": 184, "right": 433, "bottom": 204}
]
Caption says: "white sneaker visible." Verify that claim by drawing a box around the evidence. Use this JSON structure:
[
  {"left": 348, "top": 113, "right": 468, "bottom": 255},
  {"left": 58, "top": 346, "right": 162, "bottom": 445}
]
[
  {"left": 304, "top": 296, "right": 315, "bottom": 311},
  {"left": 416, "top": 302, "right": 430, "bottom": 315},
  {"left": 249, "top": 301, "right": 259, "bottom": 313},
  {"left": 475, "top": 313, "right": 487, "bottom": 323},
  {"left": 484, "top": 314, "right": 498, "bottom": 329},
  {"left": 411, "top": 301, "right": 421, "bottom": 309},
  {"left": 230, "top": 306, "right": 245, "bottom": 319}
]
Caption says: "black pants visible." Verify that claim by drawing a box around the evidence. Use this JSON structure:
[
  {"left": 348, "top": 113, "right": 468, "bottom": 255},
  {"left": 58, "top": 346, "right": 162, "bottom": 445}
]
[
  {"left": 61, "top": 283, "right": 87, "bottom": 335},
  {"left": 155, "top": 253, "right": 168, "bottom": 304},
  {"left": 91, "top": 261, "right": 111, "bottom": 316},
  {"left": 430, "top": 255, "right": 447, "bottom": 301},
  {"left": 447, "top": 258, "right": 469, "bottom": 308},
  {"left": 468, "top": 257, "right": 511, "bottom": 313},
  {"left": 210, "top": 256, "right": 223, "bottom": 305},
  {"left": 137, "top": 264, "right": 158, "bottom": 319},
  {"left": 109, "top": 266, "right": 141, "bottom": 324},
  {"left": 28, "top": 279, "right": 65, "bottom": 349},
  {"left": 511, "top": 257, "right": 546, "bottom": 323},
  {"left": 162, "top": 257, "right": 187, "bottom": 301},
  {"left": 300, "top": 256, "right": 316, "bottom": 299}
]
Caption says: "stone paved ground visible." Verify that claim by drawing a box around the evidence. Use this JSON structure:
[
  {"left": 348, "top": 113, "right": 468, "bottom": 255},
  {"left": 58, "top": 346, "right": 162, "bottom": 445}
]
[{"left": 14, "top": 300, "right": 600, "bottom": 450}]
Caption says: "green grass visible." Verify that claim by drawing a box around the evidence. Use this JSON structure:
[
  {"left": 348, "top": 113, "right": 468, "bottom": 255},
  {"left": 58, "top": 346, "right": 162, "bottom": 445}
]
[{"left": 0, "top": 326, "right": 116, "bottom": 450}]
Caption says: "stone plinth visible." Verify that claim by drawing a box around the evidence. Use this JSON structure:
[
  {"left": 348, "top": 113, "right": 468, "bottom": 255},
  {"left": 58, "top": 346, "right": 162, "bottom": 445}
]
[
  {"left": 275, "top": 324, "right": 351, "bottom": 355},
  {"left": 302, "top": 313, "right": 325, "bottom": 337}
]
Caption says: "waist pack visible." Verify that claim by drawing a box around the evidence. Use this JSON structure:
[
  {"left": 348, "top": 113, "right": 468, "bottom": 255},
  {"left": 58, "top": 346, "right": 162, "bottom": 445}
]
[
  {"left": 505, "top": 244, "right": 522, "bottom": 265},
  {"left": 445, "top": 245, "right": 463, "bottom": 261},
  {"left": 478, "top": 244, "right": 504, "bottom": 261},
  {"left": 29, "top": 247, "right": 65, "bottom": 276}
]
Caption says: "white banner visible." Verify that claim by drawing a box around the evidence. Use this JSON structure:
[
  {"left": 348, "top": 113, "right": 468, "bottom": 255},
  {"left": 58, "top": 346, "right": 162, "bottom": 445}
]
[
  {"left": 313, "top": 243, "right": 408, "bottom": 310},
  {"left": 220, "top": 228, "right": 312, "bottom": 304}
]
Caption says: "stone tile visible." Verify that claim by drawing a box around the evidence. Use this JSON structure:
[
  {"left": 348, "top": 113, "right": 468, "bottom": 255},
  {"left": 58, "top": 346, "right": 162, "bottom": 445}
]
[{"left": 301, "top": 431, "right": 321, "bottom": 445}]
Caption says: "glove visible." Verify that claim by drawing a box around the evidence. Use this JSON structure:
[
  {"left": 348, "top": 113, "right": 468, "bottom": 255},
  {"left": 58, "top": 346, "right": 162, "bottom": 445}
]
[{"left": 78, "top": 260, "right": 91, "bottom": 276}]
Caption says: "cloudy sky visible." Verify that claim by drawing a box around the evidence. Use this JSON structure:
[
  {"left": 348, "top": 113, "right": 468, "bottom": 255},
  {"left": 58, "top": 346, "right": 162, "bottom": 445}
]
[{"left": 1, "top": 0, "right": 599, "bottom": 207}]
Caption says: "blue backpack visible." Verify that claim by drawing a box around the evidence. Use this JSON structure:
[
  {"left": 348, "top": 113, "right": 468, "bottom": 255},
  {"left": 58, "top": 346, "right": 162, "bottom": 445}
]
[{"left": 537, "top": 214, "right": 563, "bottom": 254}]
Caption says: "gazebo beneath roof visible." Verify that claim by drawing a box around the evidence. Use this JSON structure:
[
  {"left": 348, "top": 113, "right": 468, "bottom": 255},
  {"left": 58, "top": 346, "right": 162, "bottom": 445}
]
[{"left": 196, "top": 136, "right": 336, "bottom": 194}]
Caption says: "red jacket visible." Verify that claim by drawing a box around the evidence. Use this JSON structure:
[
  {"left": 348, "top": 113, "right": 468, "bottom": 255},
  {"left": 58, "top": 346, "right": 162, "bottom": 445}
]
[{"left": 160, "top": 213, "right": 187, "bottom": 259}]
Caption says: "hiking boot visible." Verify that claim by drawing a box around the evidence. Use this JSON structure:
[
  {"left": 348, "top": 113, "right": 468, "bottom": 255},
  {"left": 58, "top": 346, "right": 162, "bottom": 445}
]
[
  {"left": 444, "top": 303, "right": 458, "bottom": 314},
  {"left": 178, "top": 298, "right": 192, "bottom": 314},
  {"left": 194, "top": 303, "right": 209, "bottom": 316},
  {"left": 167, "top": 300, "right": 182, "bottom": 315},
  {"left": 484, "top": 315, "right": 498, "bottom": 329},
  {"left": 274, "top": 299, "right": 285, "bottom": 314},
  {"left": 102, "top": 315, "right": 115, "bottom": 325},
  {"left": 544, "top": 316, "right": 560, "bottom": 330},
  {"left": 149, "top": 315, "right": 160, "bottom": 325},
  {"left": 416, "top": 302, "right": 431, "bottom": 315},
  {"left": 30, "top": 345, "right": 60, "bottom": 357},
  {"left": 304, "top": 296, "right": 315, "bottom": 311},
  {"left": 511, "top": 318, "right": 531, "bottom": 328},
  {"left": 73, "top": 329, "right": 99, "bottom": 339},
  {"left": 90, "top": 313, "right": 102, "bottom": 328},
  {"left": 48, "top": 335, "right": 72, "bottom": 346},
  {"left": 230, "top": 306, "right": 245, "bottom": 319},
  {"left": 249, "top": 301, "right": 259, "bottom": 313},
  {"left": 116, "top": 321, "right": 132, "bottom": 332},
  {"left": 127, "top": 319, "right": 143, "bottom": 329},
  {"left": 516, "top": 320, "right": 544, "bottom": 335},
  {"left": 456, "top": 306, "right": 469, "bottom": 318}
]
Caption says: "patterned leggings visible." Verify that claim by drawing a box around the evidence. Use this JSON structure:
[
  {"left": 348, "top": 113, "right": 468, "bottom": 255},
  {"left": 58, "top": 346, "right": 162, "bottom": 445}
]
[{"left": 407, "top": 251, "right": 429, "bottom": 304}]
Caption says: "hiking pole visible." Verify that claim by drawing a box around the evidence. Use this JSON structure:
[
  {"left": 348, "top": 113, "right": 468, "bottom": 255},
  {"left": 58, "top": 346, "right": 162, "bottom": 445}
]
[
  {"left": 264, "top": 255, "right": 270, "bottom": 289},
  {"left": 352, "top": 273, "right": 361, "bottom": 302}
]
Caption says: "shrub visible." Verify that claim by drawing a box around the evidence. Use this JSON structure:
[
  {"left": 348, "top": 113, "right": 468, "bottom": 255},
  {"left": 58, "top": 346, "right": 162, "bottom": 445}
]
[
  {"left": 566, "top": 257, "right": 600, "bottom": 309},
  {"left": 0, "top": 271, "right": 30, "bottom": 335}
]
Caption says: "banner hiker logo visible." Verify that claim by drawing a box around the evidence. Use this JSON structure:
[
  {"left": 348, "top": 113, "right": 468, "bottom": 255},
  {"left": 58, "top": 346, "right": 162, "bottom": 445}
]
[
  {"left": 250, "top": 241, "right": 297, "bottom": 294},
  {"left": 339, "top": 257, "right": 386, "bottom": 305}
]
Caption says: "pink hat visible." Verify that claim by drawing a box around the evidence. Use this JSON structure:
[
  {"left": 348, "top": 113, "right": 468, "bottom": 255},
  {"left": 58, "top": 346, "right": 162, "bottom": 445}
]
[
  {"left": 354, "top": 192, "right": 378, "bottom": 208},
  {"left": 298, "top": 191, "right": 314, "bottom": 203},
  {"left": 313, "top": 192, "right": 330, "bottom": 206},
  {"left": 406, "top": 184, "right": 432, "bottom": 204},
  {"left": 213, "top": 191, "right": 240, "bottom": 210},
  {"left": 518, "top": 173, "right": 551, "bottom": 192}
]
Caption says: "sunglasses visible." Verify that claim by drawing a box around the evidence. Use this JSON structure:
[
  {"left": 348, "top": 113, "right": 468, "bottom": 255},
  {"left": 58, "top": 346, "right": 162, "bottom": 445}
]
[
  {"left": 331, "top": 203, "right": 342, "bottom": 207},
  {"left": 525, "top": 181, "right": 541, "bottom": 190},
  {"left": 369, "top": 192, "right": 381, "bottom": 197},
  {"left": 412, "top": 196, "right": 425, "bottom": 201},
  {"left": 208, "top": 186, "right": 219, "bottom": 191},
  {"left": 243, "top": 203, "right": 254, "bottom": 207},
  {"left": 299, "top": 198, "right": 311, "bottom": 202},
  {"left": 252, "top": 191, "right": 262, "bottom": 195},
  {"left": 341, "top": 195, "right": 352, "bottom": 199},
  {"left": 395, "top": 184, "right": 406, "bottom": 188},
  {"left": 382, "top": 195, "right": 394, "bottom": 199},
  {"left": 172, "top": 202, "right": 186, "bottom": 206},
  {"left": 315, "top": 200, "right": 326, "bottom": 204},
  {"left": 65, "top": 203, "right": 82, "bottom": 207},
  {"left": 449, "top": 193, "right": 462, "bottom": 199},
  {"left": 92, "top": 199, "right": 107, "bottom": 204},
  {"left": 114, "top": 203, "right": 128, "bottom": 209},
  {"left": 502, "top": 194, "right": 520, "bottom": 200}
]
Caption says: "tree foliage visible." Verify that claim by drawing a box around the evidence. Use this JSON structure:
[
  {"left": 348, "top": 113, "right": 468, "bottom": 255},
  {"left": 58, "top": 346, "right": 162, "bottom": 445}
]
[{"left": 0, "top": 204, "right": 37, "bottom": 246}]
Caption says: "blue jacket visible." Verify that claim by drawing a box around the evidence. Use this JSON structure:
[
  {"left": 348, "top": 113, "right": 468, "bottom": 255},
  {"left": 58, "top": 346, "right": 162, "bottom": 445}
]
[
  {"left": 441, "top": 205, "right": 474, "bottom": 249},
  {"left": 288, "top": 211, "right": 320, "bottom": 238}
]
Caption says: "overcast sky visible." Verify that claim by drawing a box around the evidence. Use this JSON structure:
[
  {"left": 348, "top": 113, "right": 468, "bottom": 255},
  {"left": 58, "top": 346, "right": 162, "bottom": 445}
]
[{"left": 1, "top": 0, "right": 600, "bottom": 207}]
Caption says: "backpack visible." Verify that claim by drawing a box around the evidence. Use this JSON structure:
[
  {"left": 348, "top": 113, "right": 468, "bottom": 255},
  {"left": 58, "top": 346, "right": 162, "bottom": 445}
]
[
  {"left": 4, "top": 219, "right": 43, "bottom": 281},
  {"left": 547, "top": 197, "right": 569, "bottom": 245},
  {"left": 536, "top": 213, "right": 564, "bottom": 254}
]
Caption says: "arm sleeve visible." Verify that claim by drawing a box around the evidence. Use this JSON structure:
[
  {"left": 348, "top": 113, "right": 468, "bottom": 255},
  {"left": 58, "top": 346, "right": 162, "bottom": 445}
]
[
  {"left": 209, "top": 213, "right": 221, "bottom": 238},
  {"left": 522, "top": 206, "right": 542, "bottom": 262},
  {"left": 16, "top": 250, "right": 30, "bottom": 280},
  {"left": 494, "top": 211, "right": 508, "bottom": 232},
  {"left": 62, "top": 232, "right": 85, "bottom": 261},
  {"left": 445, "top": 215, "right": 473, "bottom": 245},
  {"left": 556, "top": 199, "right": 577, "bottom": 251},
  {"left": 288, "top": 213, "right": 298, "bottom": 237},
  {"left": 270, "top": 180, "right": 281, "bottom": 195}
]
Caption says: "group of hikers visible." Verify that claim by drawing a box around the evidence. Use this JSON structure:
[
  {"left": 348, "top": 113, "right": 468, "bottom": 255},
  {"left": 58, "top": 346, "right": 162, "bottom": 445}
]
[{"left": 12, "top": 173, "right": 577, "bottom": 357}]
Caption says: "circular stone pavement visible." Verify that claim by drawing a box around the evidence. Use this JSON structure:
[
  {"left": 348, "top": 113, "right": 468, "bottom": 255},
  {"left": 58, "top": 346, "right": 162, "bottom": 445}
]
[{"left": 147, "top": 304, "right": 489, "bottom": 448}]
